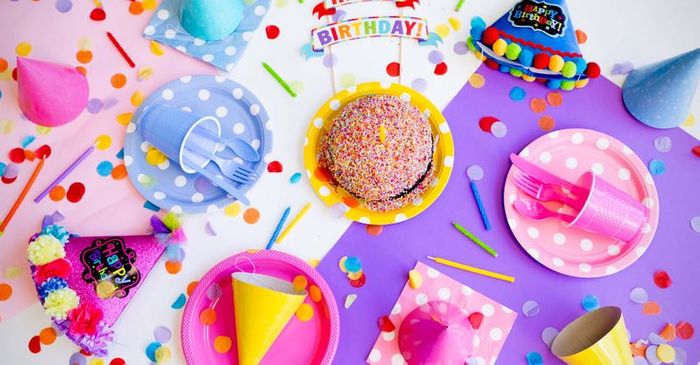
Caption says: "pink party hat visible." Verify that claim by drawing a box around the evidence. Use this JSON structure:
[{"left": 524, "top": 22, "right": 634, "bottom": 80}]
[
  {"left": 398, "top": 301, "right": 474, "bottom": 365},
  {"left": 26, "top": 214, "right": 185, "bottom": 356},
  {"left": 17, "top": 57, "right": 89, "bottom": 127}
]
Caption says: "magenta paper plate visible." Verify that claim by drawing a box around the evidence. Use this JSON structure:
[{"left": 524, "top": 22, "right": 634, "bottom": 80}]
[
  {"left": 504, "top": 129, "right": 659, "bottom": 278},
  {"left": 181, "top": 250, "right": 339, "bottom": 364}
]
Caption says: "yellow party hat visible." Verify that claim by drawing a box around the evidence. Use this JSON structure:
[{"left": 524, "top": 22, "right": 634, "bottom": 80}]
[{"left": 232, "top": 272, "right": 307, "bottom": 365}]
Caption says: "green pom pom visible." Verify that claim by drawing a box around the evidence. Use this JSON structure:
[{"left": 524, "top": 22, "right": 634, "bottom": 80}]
[
  {"left": 505, "top": 43, "right": 521, "bottom": 61},
  {"left": 561, "top": 61, "right": 577, "bottom": 78},
  {"left": 162, "top": 212, "right": 182, "bottom": 230},
  {"left": 561, "top": 80, "right": 575, "bottom": 91},
  {"left": 509, "top": 68, "right": 524, "bottom": 77},
  {"left": 466, "top": 37, "right": 476, "bottom": 52}
]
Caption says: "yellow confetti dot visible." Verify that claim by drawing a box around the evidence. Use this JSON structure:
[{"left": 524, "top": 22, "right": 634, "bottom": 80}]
[
  {"left": 296, "top": 303, "right": 314, "bottom": 322},
  {"left": 309, "top": 285, "right": 322, "bottom": 302},
  {"left": 116, "top": 112, "right": 133, "bottom": 126},
  {"left": 146, "top": 148, "right": 167, "bottom": 166},
  {"left": 435, "top": 24, "right": 450, "bottom": 39},
  {"left": 16, "top": 42, "right": 32, "bottom": 56},
  {"left": 338, "top": 256, "right": 348, "bottom": 273},
  {"left": 448, "top": 17, "right": 461, "bottom": 31},
  {"left": 682, "top": 114, "right": 695, "bottom": 127},
  {"left": 142, "top": 0, "right": 157, "bottom": 10},
  {"left": 1, "top": 119, "right": 15, "bottom": 135},
  {"left": 274, "top": 0, "right": 288, "bottom": 7},
  {"left": 155, "top": 345, "right": 172, "bottom": 363},
  {"left": 408, "top": 269, "right": 423, "bottom": 289},
  {"left": 5, "top": 266, "right": 22, "bottom": 279},
  {"left": 657, "top": 344, "right": 675, "bottom": 363},
  {"left": 307, "top": 259, "right": 320, "bottom": 268},
  {"left": 131, "top": 90, "right": 146, "bottom": 107},
  {"left": 293, "top": 275, "right": 308, "bottom": 293},
  {"left": 88, "top": 359, "right": 105, "bottom": 365},
  {"left": 468, "top": 73, "right": 485, "bottom": 88},
  {"left": 339, "top": 73, "right": 356, "bottom": 89},
  {"left": 150, "top": 40, "right": 165, "bottom": 56},
  {"left": 138, "top": 66, "right": 154, "bottom": 81},
  {"left": 36, "top": 125, "right": 52, "bottom": 135},
  {"left": 289, "top": 80, "right": 304, "bottom": 94},
  {"left": 224, "top": 202, "right": 242, "bottom": 217},
  {"left": 213, "top": 336, "right": 232, "bottom": 353},
  {"left": 78, "top": 37, "right": 92, "bottom": 51},
  {"left": 94, "top": 134, "right": 112, "bottom": 150}
]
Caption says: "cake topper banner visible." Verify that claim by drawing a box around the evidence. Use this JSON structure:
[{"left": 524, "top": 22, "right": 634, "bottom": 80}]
[
  {"left": 312, "top": 0, "right": 419, "bottom": 19},
  {"left": 311, "top": 16, "right": 429, "bottom": 51}
]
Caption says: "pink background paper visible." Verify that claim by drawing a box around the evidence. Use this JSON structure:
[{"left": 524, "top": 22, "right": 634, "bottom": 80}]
[{"left": 367, "top": 262, "right": 517, "bottom": 365}]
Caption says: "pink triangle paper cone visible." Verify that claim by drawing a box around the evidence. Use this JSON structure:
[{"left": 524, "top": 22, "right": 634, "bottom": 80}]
[
  {"left": 17, "top": 57, "right": 89, "bottom": 127},
  {"left": 398, "top": 301, "right": 474, "bottom": 365}
]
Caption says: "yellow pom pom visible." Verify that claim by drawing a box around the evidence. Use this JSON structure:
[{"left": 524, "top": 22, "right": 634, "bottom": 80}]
[
  {"left": 155, "top": 345, "right": 172, "bottom": 363},
  {"left": 43, "top": 288, "right": 79, "bottom": 319},
  {"left": 521, "top": 74, "right": 536, "bottom": 82},
  {"left": 492, "top": 39, "right": 507, "bottom": 57},
  {"left": 549, "top": 55, "right": 565, "bottom": 72},
  {"left": 27, "top": 234, "right": 65, "bottom": 265},
  {"left": 575, "top": 78, "right": 589, "bottom": 88}
]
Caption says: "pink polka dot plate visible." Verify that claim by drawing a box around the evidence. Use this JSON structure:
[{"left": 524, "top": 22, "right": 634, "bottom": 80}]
[
  {"left": 181, "top": 250, "right": 339, "bottom": 364},
  {"left": 503, "top": 129, "right": 659, "bottom": 278}
]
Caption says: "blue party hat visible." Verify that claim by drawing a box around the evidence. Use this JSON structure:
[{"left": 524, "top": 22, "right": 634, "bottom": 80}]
[
  {"left": 467, "top": 0, "right": 599, "bottom": 91},
  {"left": 180, "top": 0, "right": 244, "bottom": 42},
  {"left": 623, "top": 48, "right": 700, "bottom": 129}
]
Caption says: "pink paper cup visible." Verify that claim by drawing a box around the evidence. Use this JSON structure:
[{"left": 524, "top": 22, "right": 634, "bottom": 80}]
[{"left": 567, "top": 172, "right": 649, "bottom": 243}]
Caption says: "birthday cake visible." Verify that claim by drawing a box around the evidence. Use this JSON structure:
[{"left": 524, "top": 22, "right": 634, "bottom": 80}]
[{"left": 318, "top": 94, "right": 434, "bottom": 212}]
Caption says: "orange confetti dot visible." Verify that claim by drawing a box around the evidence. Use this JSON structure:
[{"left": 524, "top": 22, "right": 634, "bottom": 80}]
[
  {"left": 468, "top": 73, "right": 485, "bottom": 88},
  {"left": 366, "top": 225, "right": 383, "bottom": 236},
  {"left": 49, "top": 185, "right": 66, "bottom": 201},
  {"left": 342, "top": 196, "right": 360, "bottom": 208},
  {"left": 309, "top": 285, "right": 322, "bottom": 303},
  {"left": 76, "top": 50, "right": 93, "bottom": 64},
  {"left": 659, "top": 323, "right": 676, "bottom": 341},
  {"left": 529, "top": 98, "right": 547, "bottom": 113},
  {"left": 296, "top": 303, "right": 314, "bottom": 322},
  {"left": 0, "top": 283, "right": 12, "bottom": 301},
  {"left": 75, "top": 66, "right": 87, "bottom": 77},
  {"left": 111, "top": 73, "right": 126, "bottom": 89},
  {"left": 128, "top": 1, "right": 144, "bottom": 14},
  {"left": 165, "top": 260, "right": 182, "bottom": 274},
  {"left": 199, "top": 308, "right": 217, "bottom": 325},
  {"left": 186, "top": 280, "right": 199, "bottom": 296},
  {"left": 111, "top": 164, "right": 127, "bottom": 180},
  {"left": 292, "top": 275, "right": 308, "bottom": 293},
  {"left": 538, "top": 115, "right": 556, "bottom": 131},
  {"left": 0, "top": 58, "right": 8, "bottom": 73},
  {"left": 39, "top": 327, "right": 57, "bottom": 345},
  {"left": 643, "top": 301, "right": 661, "bottom": 315},
  {"left": 243, "top": 208, "right": 260, "bottom": 224},
  {"left": 630, "top": 341, "right": 647, "bottom": 357},
  {"left": 213, "top": 336, "right": 232, "bottom": 353},
  {"left": 546, "top": 92, "right": 563, "bottom": 107},
  {"left": 575, "top": 29, "right": 588, "bottom": 44}
]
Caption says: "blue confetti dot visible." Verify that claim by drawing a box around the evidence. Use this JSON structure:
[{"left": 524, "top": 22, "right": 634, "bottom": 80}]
[
  {"left": 649, "top": 159, "right": 666, "bottom": 175},
  {"left": 581, "top": 294, "right": 600, "bottom": 312},
  {"left": 145, "top": 341, "right": 161, "bottom": 362},
  {"left": 55, "top": 0, "right": 72, "bottom": 13},
  {"left": 171, "top": 293, "right": 187, "bottom": 309},
  {"left": 21, "top": 135, "right": 36, "bottom": 148},
  {"left": 509, "top": 86, "right": 526, "bottom": 101},
  {"left": 143, "top": 200, "right": 161, "bottom": 212},
  {"left": 344, "top": 256, "right": 362, "bottom": 272},
  {"left": 96, "top": 160, "right": 113, "bottom": 176},
  {"left": 0, "top": 162, "right": 6, "bottom": 177},
  {"left": 0, "top": 88, "right": 3, "bottom": 101},
  {"left": 290, "top": 172, "right": 302, "bottom": 184},
  {"left": 526, "top": 351, "right": 543, "bottom": 365},
  {"left": 116, "top": 147, "right": 124, "bottom": 160}
]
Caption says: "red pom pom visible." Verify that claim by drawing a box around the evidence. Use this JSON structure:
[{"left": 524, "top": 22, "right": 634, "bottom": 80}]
[
  {"left": 485, "top": 59, "right": 499, "bottom": 70},
  {"left": 585, "top": 62, "right": 601, "bottom": 78},
  {"left": 481, "top": 27, "right": 499, "bottom": 46},
  {"left": 532, "top": 53, "right": 550, "bottom": 69}
]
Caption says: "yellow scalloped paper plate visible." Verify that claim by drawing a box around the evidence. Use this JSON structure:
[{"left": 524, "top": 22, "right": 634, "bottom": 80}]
[{"left": 303, "top": 82, "right": 455, "bottom": 225}]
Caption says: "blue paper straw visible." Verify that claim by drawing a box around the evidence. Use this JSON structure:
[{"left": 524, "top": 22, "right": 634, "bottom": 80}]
[
  {"left": 470, "top": 181, "right": 491, "bottom": 231},
  {"left": 265, "top": 207, "right": 291, "bottom": 249}
]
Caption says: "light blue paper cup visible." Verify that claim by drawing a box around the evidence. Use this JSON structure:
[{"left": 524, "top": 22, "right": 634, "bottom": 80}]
[{"left": 138, "top": 104, "right": 221, "bottom": 173}]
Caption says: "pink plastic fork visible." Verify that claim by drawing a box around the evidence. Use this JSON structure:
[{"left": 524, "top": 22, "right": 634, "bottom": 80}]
[
  {"left": 513, "top": 170, "right": 583, "bottom": 210},
  {"left": 513, "top": 196, "right": 575, "bottom": 223}
]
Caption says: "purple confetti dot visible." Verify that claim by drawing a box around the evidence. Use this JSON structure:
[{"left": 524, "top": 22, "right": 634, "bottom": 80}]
[
  {"left": 491, "top": 121, "right": 507, "bottom": 138},
  {"left": 323, "top": 53, "right": 337, "bottom": 68},
  {"left": 102, "top": 97, "right": 119, "bottom": 110},
  {"left": 521, "top": 300, "right": 540, "bottom": 317},
  {"left": 153, "top": 326, "right": 172, "bottom": 343},
  {"left": 194, "top": 175, "right": 214, "bottom": 193},
  {"left": 691, "top": 216, "right": 700, "bottom": 233},
  {"left": 453, "top": 41, "right": 469, "bottom": 55},
  {"left": 69, "top": 352, "right": 87, "bottom": 365},
  {"left": 207, "top": 283, "right": 223, "bottom": 300},
  {"left": 410, "top": 78, "right": 427, "bottom": 93},
  {"left": 629, "top": 287, "right": 648, "bottom": 304},
  {"left": 86, "top": 98, "right": 103, "bottom": 114},
  {"left": 428, "top": 50, "right": 444, "bottom": 64},
  {"left": 611, "top": 61, "right": 634, "bottom": 75},
  {"left": 654, "top": 136, "right": 672, "bottom": 153},
  {"left": 55, "top": 0, "right": 72, "bottom": 13},
  {"left": 541, "top": 327, "right": 559, "bottom": 349},
  {"left": 633, "top": 356, "right": 648, "bottom": 365},
  {"left": 3, "top": 163, "right": 19, "bottom": 179},
  {"left": 205, "top": 220, "right": 218, "bottom": 236},
  {"left": 331, "top": 9, "right": 346, "bottom": 22}
]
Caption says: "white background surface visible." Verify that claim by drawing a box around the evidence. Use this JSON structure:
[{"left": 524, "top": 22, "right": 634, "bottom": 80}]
[{"left": 1, "top": 0, "right": 698, "bottom": 364}]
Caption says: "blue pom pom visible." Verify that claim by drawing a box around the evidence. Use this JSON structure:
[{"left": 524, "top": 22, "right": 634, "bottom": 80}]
[
  {"left": 470, "top": 16, "right": 486, "bottom": 29},
  {"left": 573, "top": 58, "right": 588, "bottom": 74},
  {"left": 519, "top": 49, "right": 534, "bottom": 67},
  {"left": 469, "top": 26, "right": 485, "bottom": 41},
  {"left": 41, "top": 224, "right": 70, "bottom": 244},
  {"left": 166, "top": 245, "right": 185, "bottom": 262},
  {"left": 38, "top": 277, "right": 68, "bottom": 299},
  {"left": 499, "top": 64, "right": 510, "bottom": 73},
  {"left": 546, "top": 79, "right": 562, "bottom": 89}
]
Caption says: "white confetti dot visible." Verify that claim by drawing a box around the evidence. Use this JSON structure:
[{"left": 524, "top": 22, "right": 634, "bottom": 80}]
[
  {"left": 174, "top": 175, "right": 186, "bottom": 187},
  {"left": 596, "top": 138, "right": 610, "bottom": 150},
  {"left": 368, "top": 349, "right": 381, "bottom": 363},
  {"left": 571, "top": 133, "right": 584, "bottom": 144},
  {"left": 144, "top": 25, "right": 156, "bottom": 36},
  {"left": 161, "top": 89, "right": 174, "bottom": 100},
  {"left": 202, "top": 54, "right": 214, "bottom": 62},
  {"left": 552, "top": 257, "right": 565, "bottom": 267},
  {"left": 553, "top": 233, "right": 566, "bottom": 246},
  {"left": 427, "top": 268, "right": 439, "bottom": 279},
  {"left": 254, "top": 5, "right": 266, "bottom": 15},
  {"left": 224, "top": 46, "right": 237, "bottom": 56},
  {"left": 481, "top": 304, "right": 495, "bottom": 317},
  {"left": 154, "top": 191, "right": 166, "bottom": 200},
  {"left": 415, "top": 293, "right": 428, "bottom": 305},
  {"left": 164, "top": 29, "right": 176, "bottom": 39},
  {"left": 157, "top": 9, "right": 170, "bottom": 20},
  {"left": 438, "top": 287, "right": 451, "bottom": 300},
  {"left": 565, "top": 157, "right": 578, "bottom": 169},
  {"left": 538, "top": 151, "right": 552, "bottom": 163},
  {"left": 193, "top": 38, "right": 205, "bottom": 46},
  {"left": 233, "top": 123, "right": 245, "bottom": 134},
  {"left": 579, "top": 263, "right": 591, "bottom": 273},
  {"left": 608, "top": 244, "right": 621, "bottom": 256},
  {"left": 580, "top": 238, "right": 593, "bottom": 251},
  {"left": 232, "top": 88, "right": 243, "bottom": 99},
  {"left": 215, "top": 106, "right": 228, "bottom": 118},
  {"left": 191, "top": 192, "right": 204, "bottom": 203},
  {"left": 319, "top": 186, "right": 331, "bottom": 196},
  {"left": 198, "top": 89, "right": 211, "bottom": 101},
  {"left": 250, "top": 104, "right": 260, "bottom": 115},
  {"left": 618, "top": 168, "right": 631, "bottom": 180},
  {"left": 591, "top": 163, "right": 604, "bottom": 175},
  {"left": 489, "top": 328, "right": 503, "bottom": 341},
  {"left": 527, "top": 226, "right": 540, "bottom": 239}
]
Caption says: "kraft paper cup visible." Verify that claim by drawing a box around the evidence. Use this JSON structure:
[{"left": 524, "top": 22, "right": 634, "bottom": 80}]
[{"left": 551, "top": 306, "right": 633, "bottom": 365}]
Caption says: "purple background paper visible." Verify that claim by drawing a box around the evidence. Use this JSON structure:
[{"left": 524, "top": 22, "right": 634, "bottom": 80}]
[{"left": 316, "top": 65, "right": 700, "bottom": 364}]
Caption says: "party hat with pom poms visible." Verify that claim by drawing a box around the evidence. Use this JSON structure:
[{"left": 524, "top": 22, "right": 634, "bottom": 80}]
[{"left": 467, "top": 0, "right": 599, "bottom": 90}]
